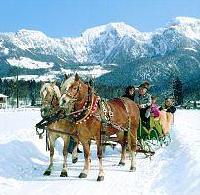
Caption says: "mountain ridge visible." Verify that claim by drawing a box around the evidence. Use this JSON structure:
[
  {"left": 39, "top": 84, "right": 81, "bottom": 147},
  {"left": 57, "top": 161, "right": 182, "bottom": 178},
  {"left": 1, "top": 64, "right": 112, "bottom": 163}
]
[{"left": 0, "top": 17, "right": 200, "bottom": 94}]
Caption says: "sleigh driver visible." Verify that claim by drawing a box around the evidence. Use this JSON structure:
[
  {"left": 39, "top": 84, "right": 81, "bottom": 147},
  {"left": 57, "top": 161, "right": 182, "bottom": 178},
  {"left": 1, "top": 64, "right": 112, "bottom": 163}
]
[{"left": 134, "top": 83, "right": 151, "bottom": 132}]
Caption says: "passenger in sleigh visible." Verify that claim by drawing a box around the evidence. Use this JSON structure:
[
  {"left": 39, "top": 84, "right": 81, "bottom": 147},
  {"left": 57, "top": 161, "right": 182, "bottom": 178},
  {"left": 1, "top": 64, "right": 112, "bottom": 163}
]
[
  {"left": 122, "top": 85, "right": 135, "bottom": 101},
  {"left": 150, "top": 97, "right": 176, "bottom": 136},
  {"left": 159, "top": 98, "right": 176, "bottom": 114},
  {"left": 159, "top": 98, "right": 176, "bottom": 135},
  {"left": 150, "top": 96, "right": 163, "bottom": 136},
  {"left": 150, "top": 96, "right": 160, "bottom": 118}
]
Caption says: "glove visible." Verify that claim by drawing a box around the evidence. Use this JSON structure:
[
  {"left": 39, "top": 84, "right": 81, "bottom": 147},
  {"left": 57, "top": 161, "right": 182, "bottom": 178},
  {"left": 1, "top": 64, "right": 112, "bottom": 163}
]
[{"left": 140, "top": 104, "right": 146, "bottom": 109}]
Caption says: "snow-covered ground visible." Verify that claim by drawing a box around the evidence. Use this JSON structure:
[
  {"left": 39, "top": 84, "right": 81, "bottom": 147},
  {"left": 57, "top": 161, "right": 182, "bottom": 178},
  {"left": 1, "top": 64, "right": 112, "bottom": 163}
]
[
  {"left": 0, "top": 109, "right": 199, "bottom": 195},
  {"left": 7, "top": 57, "right": 54, "bottom": 69}
]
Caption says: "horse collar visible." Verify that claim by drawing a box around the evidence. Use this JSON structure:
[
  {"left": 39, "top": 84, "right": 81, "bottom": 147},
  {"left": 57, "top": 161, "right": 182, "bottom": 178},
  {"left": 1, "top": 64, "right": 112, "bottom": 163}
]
[{"left": 75, "top": 95, "right": 100, "bottom": 125}]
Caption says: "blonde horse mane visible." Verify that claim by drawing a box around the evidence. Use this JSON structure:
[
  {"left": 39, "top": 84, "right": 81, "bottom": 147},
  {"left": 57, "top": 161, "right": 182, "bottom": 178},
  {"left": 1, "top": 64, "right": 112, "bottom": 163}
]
[
  {"left": 60, "top": 75, "right": 75, "bottom": 95},
  {"left": 40, "top": 82, "right": 61, "bottom": 100}
]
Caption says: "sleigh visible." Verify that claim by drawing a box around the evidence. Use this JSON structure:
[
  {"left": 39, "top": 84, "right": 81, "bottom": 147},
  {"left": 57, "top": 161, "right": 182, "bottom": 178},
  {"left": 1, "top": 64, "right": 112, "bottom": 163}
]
[{"left": 137, "top": 116, "right": 172, "bottom": 157}]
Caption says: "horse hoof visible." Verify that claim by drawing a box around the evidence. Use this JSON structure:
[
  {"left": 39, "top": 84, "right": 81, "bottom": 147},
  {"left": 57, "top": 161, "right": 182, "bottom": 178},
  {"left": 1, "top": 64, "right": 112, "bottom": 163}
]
[
  {"left": 72, "top": 157, "right": 78, "bottom": 164},
  {"left": 130, "top": 167, "right": 136, "bottom": 172},
  {"left": 97, "top": 176, "right": 104, "bottom": 181},
  {"left": 79, "top": 173, "right": 87, "bottom": 178},
  {"left": 43, "top": 170, "right": 51, "bottom": 176},
  {"left": 60, "top": 171, "right": 68, "bottom": 177},
  {"left": 118, "top": 161, "right": 125, "bottom": 166}
]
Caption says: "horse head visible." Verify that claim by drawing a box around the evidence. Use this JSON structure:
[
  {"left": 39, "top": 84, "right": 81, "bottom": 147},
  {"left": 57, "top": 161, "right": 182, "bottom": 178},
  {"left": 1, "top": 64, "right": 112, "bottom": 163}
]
[
  {"left": 40, "top": 81, "right": 61, "bottom": 117},
  {"left": 60, "top": 73, "right": 89, "bottom": 113}
]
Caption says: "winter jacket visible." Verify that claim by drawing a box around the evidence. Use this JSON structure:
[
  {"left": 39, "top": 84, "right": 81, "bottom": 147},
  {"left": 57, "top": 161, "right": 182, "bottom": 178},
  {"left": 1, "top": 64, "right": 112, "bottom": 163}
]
[
  {"left": 122, "top": 94, "right": 135, "bottom": 101},
  {"left": 134, "top": 91, "right": 151, "bottom": 109},
  {"left": 151, "top": 103, "right": 160, "bottom": 117},
  {"left": 159, "top": 105, "right": 176, "bottom": 114}
]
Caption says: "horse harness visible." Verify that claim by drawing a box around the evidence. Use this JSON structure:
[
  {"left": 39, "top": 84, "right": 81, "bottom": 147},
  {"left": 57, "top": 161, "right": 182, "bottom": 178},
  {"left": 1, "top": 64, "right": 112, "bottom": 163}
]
[
  {"left": 71, "top": 89, "right": 132, "bottom": 146},
  {"left": 68, "top": 86, "right": 132, "bottom": 134},
  {"left": 96, "top": 98, "right": 132, "bottom": 148},
  {"left": 98, "top": 98, "right": 132, "bottom": 132},
  {"left": 36, "top": 85, "right": 132, "bottom": 149},
  {"left": 69, "top": 93, "right": 132, "bottom": 149}
]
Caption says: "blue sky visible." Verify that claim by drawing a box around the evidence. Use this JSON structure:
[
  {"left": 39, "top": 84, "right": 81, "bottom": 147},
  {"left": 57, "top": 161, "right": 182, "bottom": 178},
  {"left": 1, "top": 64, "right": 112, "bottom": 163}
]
[{"left": 0, "top": 0, "right": 199, "bottom": 38}]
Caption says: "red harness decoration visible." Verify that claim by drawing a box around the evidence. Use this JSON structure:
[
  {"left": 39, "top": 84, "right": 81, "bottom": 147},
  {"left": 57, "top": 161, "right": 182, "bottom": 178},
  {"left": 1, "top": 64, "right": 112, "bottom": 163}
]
[{"left": 75, "top": 95, "right": 100, "bottom": 124}]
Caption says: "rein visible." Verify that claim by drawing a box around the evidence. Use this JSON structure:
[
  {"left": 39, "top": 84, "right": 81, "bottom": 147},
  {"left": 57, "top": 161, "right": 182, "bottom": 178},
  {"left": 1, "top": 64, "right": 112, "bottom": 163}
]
[{"left": 36, "top": 85, "right": 61, "bottom": 138}]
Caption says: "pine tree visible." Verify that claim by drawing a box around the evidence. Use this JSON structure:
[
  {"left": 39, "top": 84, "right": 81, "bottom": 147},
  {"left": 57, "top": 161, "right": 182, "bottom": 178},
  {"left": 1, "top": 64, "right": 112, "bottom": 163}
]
[
  {"left": 173, "top": 77, "right": 183, "bottom": 106},
  {"left": 29, "top": 80, "right": 36, "bottom": 106}
]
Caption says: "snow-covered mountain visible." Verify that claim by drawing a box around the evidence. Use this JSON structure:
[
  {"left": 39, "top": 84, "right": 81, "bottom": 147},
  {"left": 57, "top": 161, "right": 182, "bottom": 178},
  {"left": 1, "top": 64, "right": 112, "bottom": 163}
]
[{"left": 0, "top": 16, "right": 200, "bottom": 86}]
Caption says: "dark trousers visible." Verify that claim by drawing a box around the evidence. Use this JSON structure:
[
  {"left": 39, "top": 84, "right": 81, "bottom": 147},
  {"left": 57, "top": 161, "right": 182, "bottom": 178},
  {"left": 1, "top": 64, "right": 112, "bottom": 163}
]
[
  {"left": 140, "top": 108, "right": 150, "bottom": 130},
  {"left": 67, "top": 137, "right": 77, "bottom": 154}
]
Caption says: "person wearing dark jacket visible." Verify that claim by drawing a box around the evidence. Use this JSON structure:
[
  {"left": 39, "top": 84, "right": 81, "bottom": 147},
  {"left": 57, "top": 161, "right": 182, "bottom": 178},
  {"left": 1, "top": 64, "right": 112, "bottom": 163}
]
[
  {"left": 122, "top": 85, "right": 135, "bottom": 101},
  {"left": 134, "top": 83, "right": 151, "bottom": 130},
  {"left": 159, "top": 98, "right": 176, "bottom": 114}
]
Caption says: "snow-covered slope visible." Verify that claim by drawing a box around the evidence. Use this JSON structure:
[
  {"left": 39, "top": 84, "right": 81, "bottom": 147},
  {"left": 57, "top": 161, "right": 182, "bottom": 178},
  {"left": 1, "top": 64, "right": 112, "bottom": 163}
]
[
  {"left": 0, "top": 109, "right": 199, "bottom": 195},
  {"left": 168, "top": 17, "right": 200, "bottom": 40},
  {"left": 7, "top": 57, "right": 54, "bottom": 69}
]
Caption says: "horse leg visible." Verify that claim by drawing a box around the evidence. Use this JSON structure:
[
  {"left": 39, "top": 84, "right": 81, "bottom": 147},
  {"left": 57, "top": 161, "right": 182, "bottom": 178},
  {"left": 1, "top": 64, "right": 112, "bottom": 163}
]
[
  {"left": 130, "top": 133, "right": 137, "bottom": 172},
  {"left": 119, "top": 131, "right": 128, "bottom": 166},
  {"left": 119, "top": 145, "right": 126, "bottom": 166},
  {"left": 44, "top": 136, "right": 55, "bottom": 176},
  {"left": 79, "top": 141, "right": 90, "bottom": 179},
  {"left": 130, "top": 150, "right": 136, "bottom": 172},
  {"left": 72, "top": 143, "right": 78, "bottom": 164},
  {"left": 96, "top": 142, "right": 104, "bottom": 181},
  {"left": 60, "top": 136, "right": 69, "bottom": 177}
]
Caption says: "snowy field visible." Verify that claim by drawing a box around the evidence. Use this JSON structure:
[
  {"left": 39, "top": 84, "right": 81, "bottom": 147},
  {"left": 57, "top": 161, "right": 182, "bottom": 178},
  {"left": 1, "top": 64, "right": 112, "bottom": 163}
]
[{"left": 0, "top": 109, "right": 199, "bottom": 195}]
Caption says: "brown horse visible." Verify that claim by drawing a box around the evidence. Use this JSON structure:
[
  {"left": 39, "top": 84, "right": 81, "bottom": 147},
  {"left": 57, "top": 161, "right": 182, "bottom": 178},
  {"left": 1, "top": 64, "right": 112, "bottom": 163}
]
[
  {"left": 60, "top": 74, "right": 140, "bottom": 181},
  {"left": 40, "top": 81, "right": 78, "bottom": 177}
]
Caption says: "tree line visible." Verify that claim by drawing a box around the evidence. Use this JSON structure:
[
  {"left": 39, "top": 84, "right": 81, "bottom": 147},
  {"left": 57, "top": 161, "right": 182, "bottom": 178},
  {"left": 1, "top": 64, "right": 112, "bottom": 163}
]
[
  {"left": 0, "top": 78, "right": 41, "bottom": 107},
  {"left": 0, "top": 75, "right": 188, "bottom": 108}
]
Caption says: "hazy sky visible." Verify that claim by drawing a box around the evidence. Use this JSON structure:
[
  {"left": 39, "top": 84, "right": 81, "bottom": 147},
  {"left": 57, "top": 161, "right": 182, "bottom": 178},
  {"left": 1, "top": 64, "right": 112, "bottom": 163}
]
[{"left": 0, "top": 0, "right": 199, "bottom": 37}]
